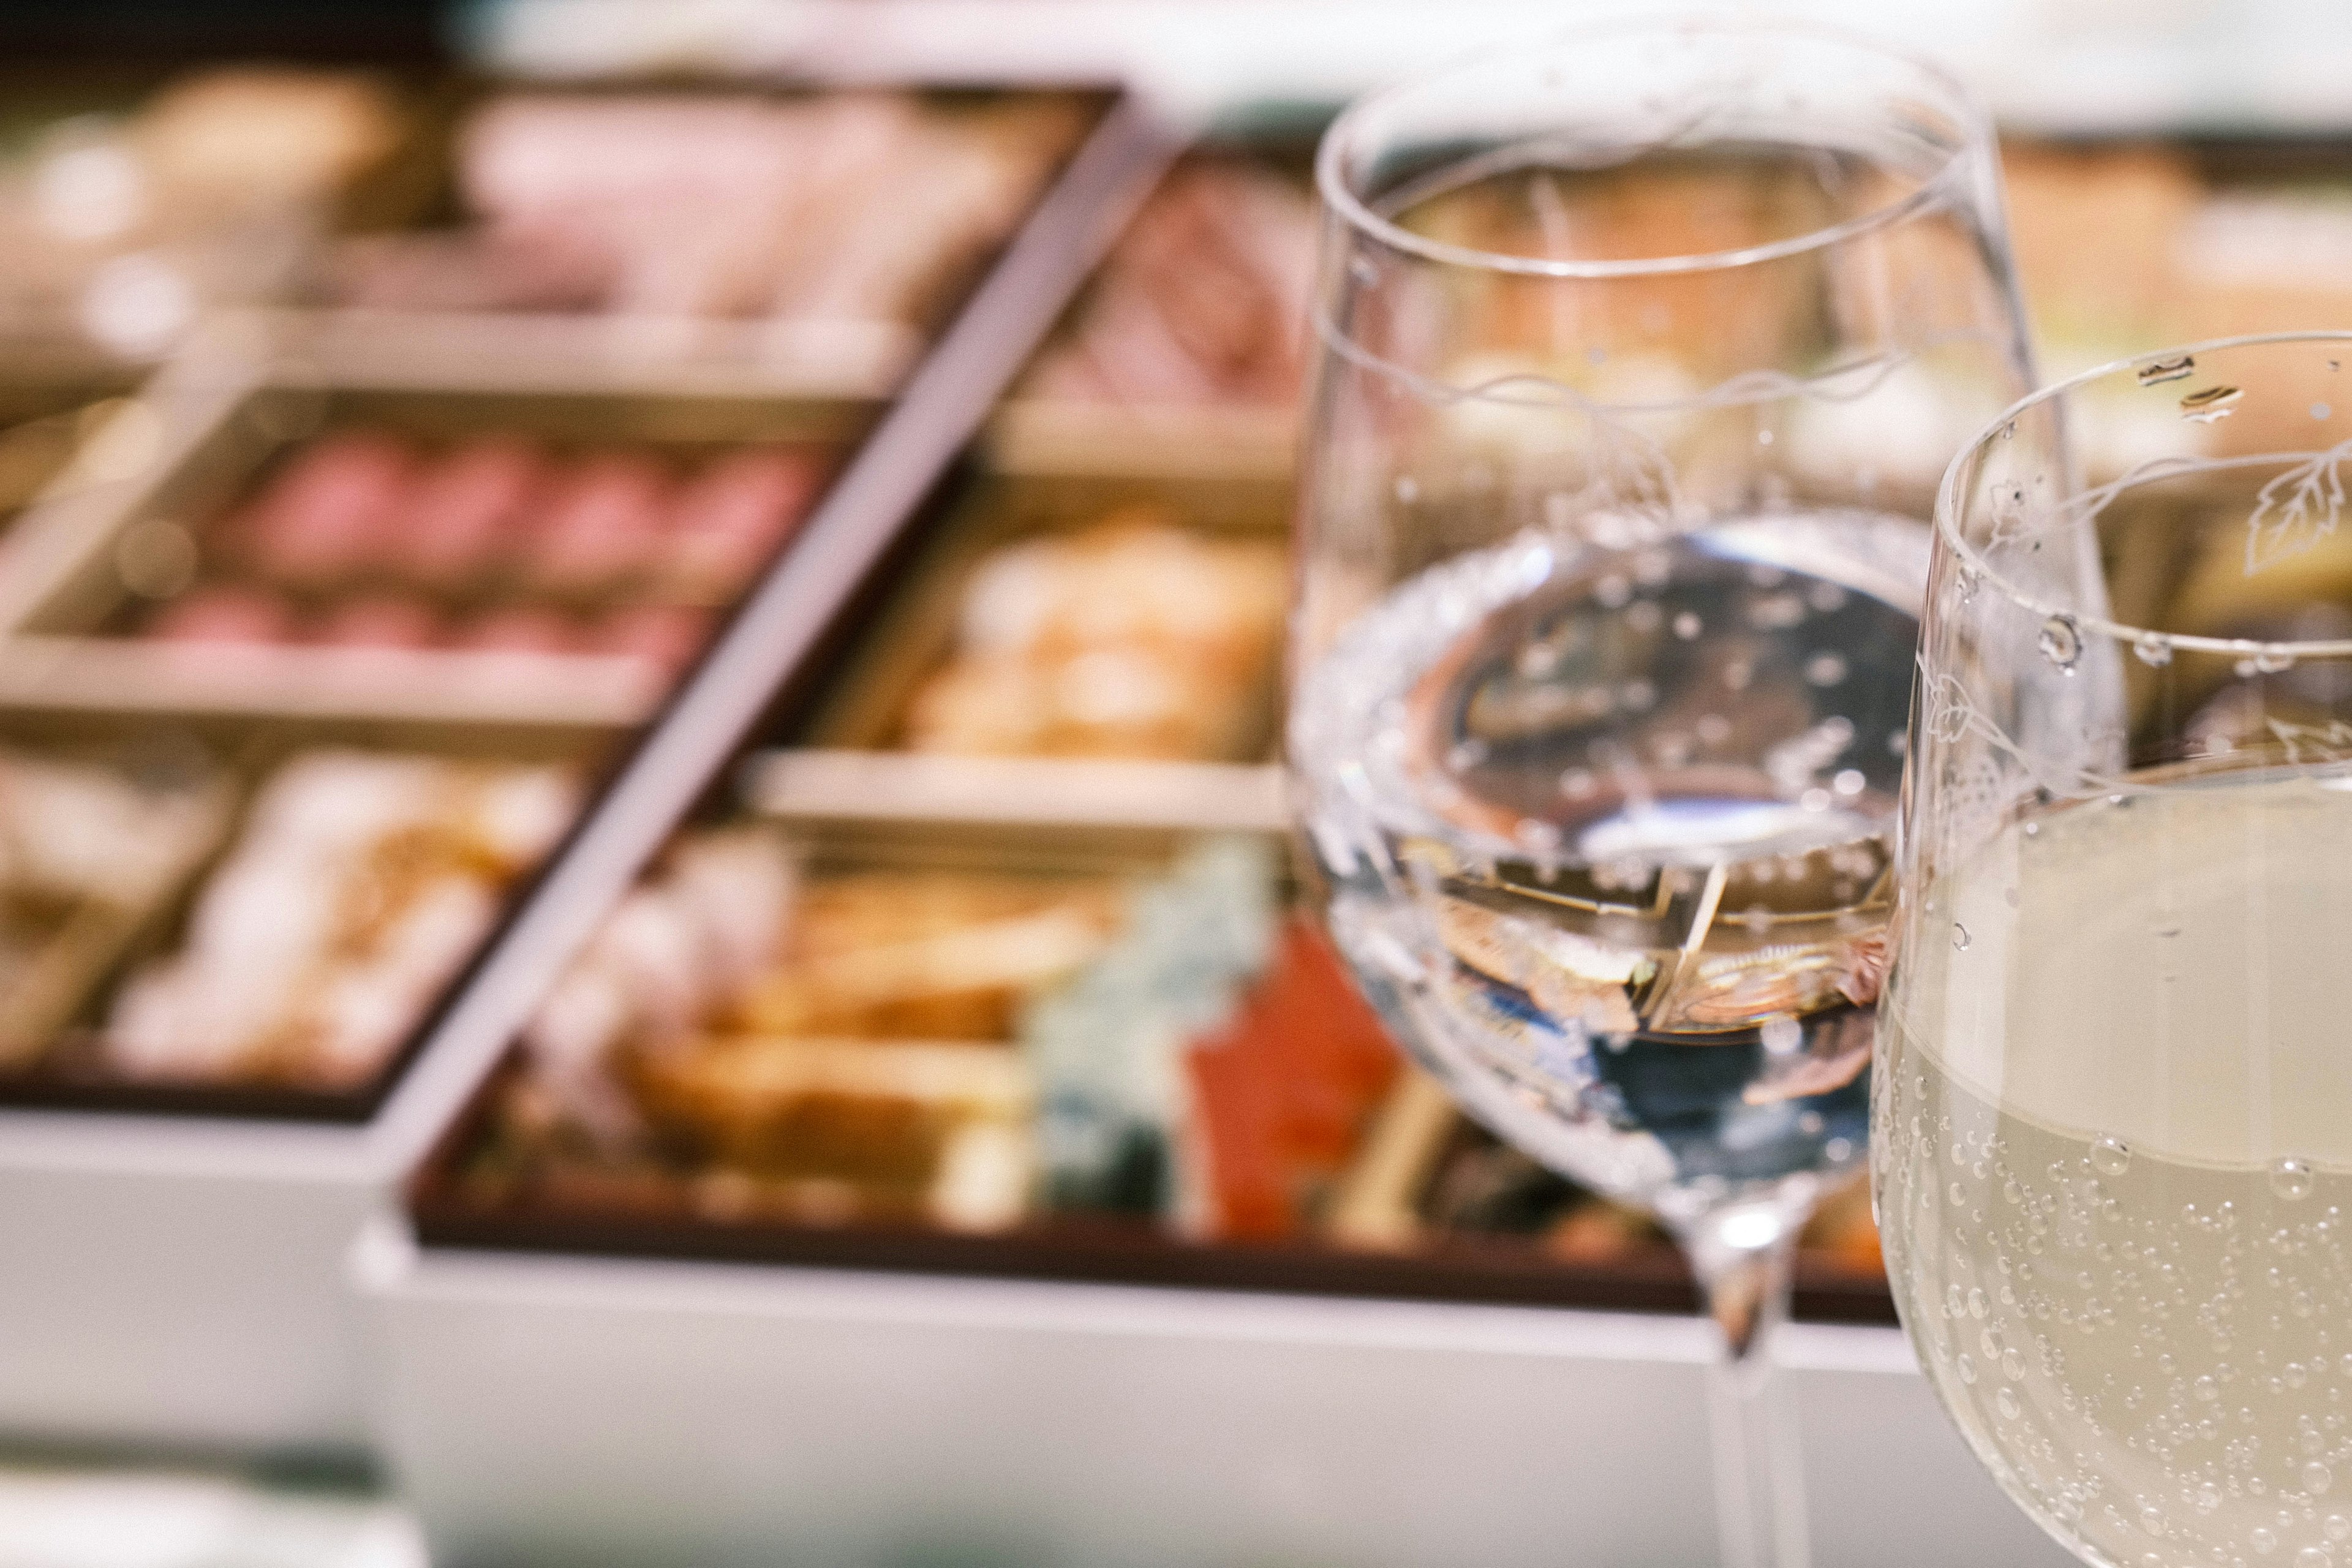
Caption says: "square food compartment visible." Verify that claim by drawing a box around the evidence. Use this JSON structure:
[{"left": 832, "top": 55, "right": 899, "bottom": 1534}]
[
  {"left": 0, "top": 339, "right": 872, "bottom": 728},
  {"left": 0, "top": 699, "right": 611, "bottom": 1452},
  {"left": 309, "top": 83, "right": 1105, "bottom": 391}
]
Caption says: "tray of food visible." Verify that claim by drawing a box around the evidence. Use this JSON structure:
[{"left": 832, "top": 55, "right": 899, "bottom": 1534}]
[
  {"left": 405, "top": 769, "right": 1891, "bottom": 1318},
  {"left": 0, "top": 347, "right": 857, "bottom": 728},
  {"left": 796, "top": 469, "right": 1289, "bottom": 768},
  {"left": 366, "top": 787, "right": 1921, "bottom": 1568},
  {"left": 0, "top": 702, "right": 606, "bottom": 1116},
  {"left": 0, "top": 66, "right": 1100, "bottom": 385},
  {"left": 0, "top": 70, "right": 1161, "bottom": 1454},
  {"left": 350, "top": 99, "right": 2129, "bottom": 1568},
  {"left": 0, "top": 65, "right": 425, "bottom": 363},
  {"left": 309, "top": 83, "right": 1099, "bottom": 390},
  {"left": 984, "top": 110, "right": 1319, "bottom": 479}
]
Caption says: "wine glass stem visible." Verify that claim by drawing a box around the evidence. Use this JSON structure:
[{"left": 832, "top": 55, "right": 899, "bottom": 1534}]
[{"left": 1689, "top": 1202, "right": 1811, "bottom": 1568}]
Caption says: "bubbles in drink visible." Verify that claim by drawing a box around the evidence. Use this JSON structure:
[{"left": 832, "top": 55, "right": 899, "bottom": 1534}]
[{"left": 1879, "top": 780, "right": 2352, "bottom": 1568}]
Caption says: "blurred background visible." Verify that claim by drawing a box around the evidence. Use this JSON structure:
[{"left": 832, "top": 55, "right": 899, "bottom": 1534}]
[{"left": 0, "top": 2, "right": 2343, "bottom": 1566}]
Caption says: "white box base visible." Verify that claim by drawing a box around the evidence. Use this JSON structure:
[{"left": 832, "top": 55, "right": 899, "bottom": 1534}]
[
  {"left": 356, "top": 1223, "right": 2074, "bottom": 1568},
  {"left": 0, "top": 1114, "right": 381, "bottom": 1452}
]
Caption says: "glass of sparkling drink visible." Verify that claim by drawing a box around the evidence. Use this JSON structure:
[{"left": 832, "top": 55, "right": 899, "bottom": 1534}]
[{"left": 1880, "top": 331, "right": 2352, "bottom": 1568}]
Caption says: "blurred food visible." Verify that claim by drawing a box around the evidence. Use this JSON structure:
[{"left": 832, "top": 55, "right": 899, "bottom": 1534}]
[
  {"left": 0, "top": 68, "right": 404, "bottom": 355},
  {"left": 0, "top": 747, "right": 231, "bottom": 1063},
  {"left": 1021, "top": 158, "right": 1316, "bottom": 408},
  {"left": 102, "top": 751, "right": 580, "bottom": 1089},
  {"left": 1184, "top": 917, "right": 1401, "bottom": 1238},
  {"left": 734, "top": 872, "right": 1123, "bottom": 1040},
  {"left": 330, "top": 92, "right": 1079, "bottom": 330},
  {"left": 1024, "top": 837, "right": 1281, "bottom": 1217},
  {"left": 902, "top": 511, "right": 1288, "bottom": 760},
  {"left": 2003, "top": 143, "right": 2204, "bottom": 358},
  {"left": 0, "top": 396, "right": 114, "bottom": 519},
  {"left": 1961, "top": 140, "right": 2352, "bottom": 364},
  {"left": 475, "top": 829, "right": 1400, "bottom": 1240},
  {"left": 113, "top": 428, "right": 818, "bottom": 668},
  {"left": 128, "top": 70, "right": 404, "bottom": 212},
  {"left": 504, "top": 830, "right": 1109, "bottom": 1227}
]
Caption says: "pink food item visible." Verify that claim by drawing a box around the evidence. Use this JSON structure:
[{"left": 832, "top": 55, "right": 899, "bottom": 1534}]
[
  {"left": 399, "top": 439, "right": 548, "bottom": 587},
  {"left": 527, "top": 453, "right": 670, "bottom": 593},
  {"left": 311, "top": 595, "right": 444, "bottom": 650},
  {"left": 462, "top": 97, "right": 804, "bottom": 228},
  {"left": 331, "top": 222, "right": 620, "bottom": 313},
  {"left": 462, "top": 608, "right": 579, "bottom": 655},
  {"left": 662, "top": 448, "right": 820, "bottom": 594},
  {"left": 146, "top": 587, "right": 296, "bottom": 646},
  {"left": 1022, "top": 161, "right": 1317, "bottom": 409},
  {"left": 239, "top": 432, "right": 417, "bottom": 585},
  {"left": 586, "top": 605, "right": 710, "bottom": 676}
]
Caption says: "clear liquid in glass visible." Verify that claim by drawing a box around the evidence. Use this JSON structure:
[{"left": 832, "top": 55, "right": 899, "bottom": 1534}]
[{"left": 1294, "top": 510, "right": 1922, "bottom": 1219}]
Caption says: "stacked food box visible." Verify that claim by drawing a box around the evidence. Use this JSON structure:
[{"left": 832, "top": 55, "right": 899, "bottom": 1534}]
[{"left": 0, "top": 64, "right": 1118, "bottom": 1450}]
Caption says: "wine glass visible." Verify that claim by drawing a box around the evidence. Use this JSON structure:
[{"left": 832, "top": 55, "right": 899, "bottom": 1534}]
[
  {"left": 1287, "top": 22, "right": 2032, "bottom": 1568},
  {"left": 1879, "top": 331, "right": 2352, "bottom": 1568}
]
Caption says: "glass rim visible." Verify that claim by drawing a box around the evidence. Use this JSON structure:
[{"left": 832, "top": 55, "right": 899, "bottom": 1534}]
[
  {"left": 1313, "top": 16, "right": 1991, "bottom": 282},
  {"left": 1934, "top": 328, "right": 2352, "bottom": 660}
]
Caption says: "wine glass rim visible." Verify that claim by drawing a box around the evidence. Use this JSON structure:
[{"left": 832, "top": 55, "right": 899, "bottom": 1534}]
[
  {"left": 1314, "top": 16, "right": 1990, "bottom": 282},
  {"left": 1934, "top": 328, "right": 2352, "bottom": 660}
]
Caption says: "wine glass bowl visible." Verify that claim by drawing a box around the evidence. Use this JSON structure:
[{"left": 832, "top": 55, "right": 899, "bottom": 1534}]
[{"left": 1879, "top": 331, "right": 2352, "bottom": 1568}]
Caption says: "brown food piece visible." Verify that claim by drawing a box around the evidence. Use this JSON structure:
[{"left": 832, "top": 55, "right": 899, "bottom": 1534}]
[
  {"left": 733, "top": 872, "right": 1120, "bottom": 1040},
  {"left": 639, "top": 1071, "right": 952, "bottom": 1188},
  {"left": 902, "top": 512, "right": 1287, "bottom": 760},
  {"left": 624, "top": 1033, "right": 1030, "bottom": 1207}
]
